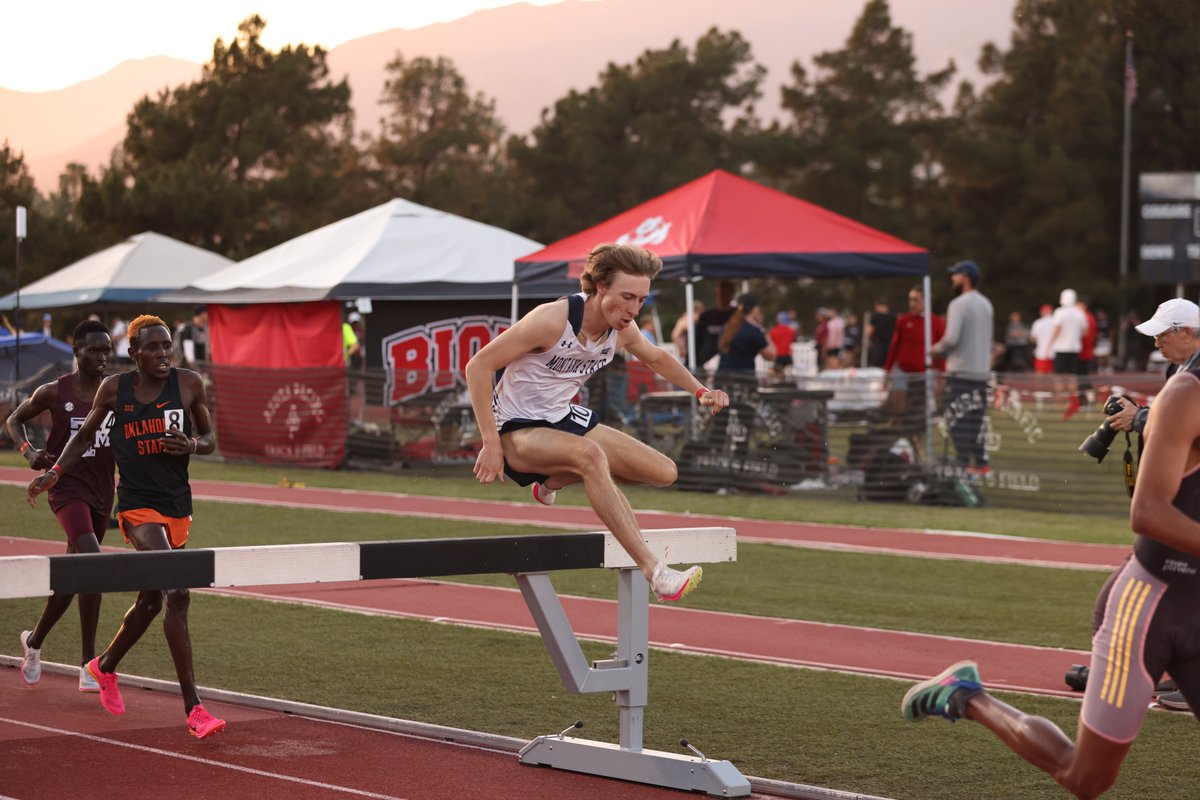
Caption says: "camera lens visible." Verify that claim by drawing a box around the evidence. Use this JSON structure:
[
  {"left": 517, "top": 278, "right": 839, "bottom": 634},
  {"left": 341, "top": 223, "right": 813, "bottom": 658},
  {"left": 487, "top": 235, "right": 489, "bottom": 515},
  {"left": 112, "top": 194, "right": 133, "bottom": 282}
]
[
  {"left": 1079, "top": 421, "right": 1118, "bottom": 462},
  {"left": 1065, "top": 664, "right": 1089, "bottom": 691}
]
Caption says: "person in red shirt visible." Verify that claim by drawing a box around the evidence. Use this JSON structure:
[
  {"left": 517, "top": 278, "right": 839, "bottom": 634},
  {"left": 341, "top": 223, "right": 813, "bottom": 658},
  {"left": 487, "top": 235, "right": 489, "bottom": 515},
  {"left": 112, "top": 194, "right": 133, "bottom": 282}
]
[
  {"left": 768, "top": 311, "right": 798, "bottom": 374},
  {"left": 884, "top": 286, "right": 945, "bottom": 422}
]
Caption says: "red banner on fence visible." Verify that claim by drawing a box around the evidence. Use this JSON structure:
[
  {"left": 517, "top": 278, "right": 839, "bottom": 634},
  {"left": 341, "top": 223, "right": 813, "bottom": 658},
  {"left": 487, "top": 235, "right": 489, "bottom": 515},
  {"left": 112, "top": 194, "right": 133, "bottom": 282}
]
[{"left": 209, "top": 303, "right": 346, "bottom": 467}]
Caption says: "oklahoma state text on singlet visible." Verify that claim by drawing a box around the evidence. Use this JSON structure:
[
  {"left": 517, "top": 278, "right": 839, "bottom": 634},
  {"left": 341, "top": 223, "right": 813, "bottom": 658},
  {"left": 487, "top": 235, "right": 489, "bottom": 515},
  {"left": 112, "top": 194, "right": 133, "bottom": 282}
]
[{"left": 112, "top": 369, "right": 192, "bottom": 518}]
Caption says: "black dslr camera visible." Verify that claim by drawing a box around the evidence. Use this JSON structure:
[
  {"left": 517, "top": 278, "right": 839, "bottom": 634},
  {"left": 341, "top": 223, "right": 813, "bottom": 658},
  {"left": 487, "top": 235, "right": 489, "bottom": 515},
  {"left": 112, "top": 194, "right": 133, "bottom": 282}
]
[
  {"left": 1065, "top": 664, "right": 1089, "bottom": 691},
  {"left": 1078, "top": 396, "right": 1129, "bottom": 463}
]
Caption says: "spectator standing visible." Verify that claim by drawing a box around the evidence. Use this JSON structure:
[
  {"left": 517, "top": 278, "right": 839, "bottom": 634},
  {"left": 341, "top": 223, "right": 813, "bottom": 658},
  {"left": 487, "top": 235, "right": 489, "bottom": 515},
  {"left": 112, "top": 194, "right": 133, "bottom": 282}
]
[
  {"left": 1048, "top": 289, "right": 1088, "bottom": 419},
  {"left": 885, "top": 286, "right": 945, "bottom": 422},
  {"left": 843, "top": 313, "right": 862, "bottom": 367},
  {"left": 823, "top": 308, "right": 845, "bottom": 368},
  {"left": 997, "top": 311, "right": 1032, "bottom": 372},
  {"left": 717, "top": 294, "right": 775, "bottom": 373},
  {"left": 176, "top": 306, "right": 209, "bottom": 369},
  {"left": 1093, "top": 308, "right": 1113, "bottom": 373},
  {"left": 768, "top": 311, "right": 797, "bottom": 371},
  {"left": 109, "top": 317, "right": 130, "bottom": 365},
  {"left": 670, "top": 300, "right": 704, "bottom": 358},
  {"left": 932, "top": 260, "right": 994, "bottom": 477},
  {"left": 1074, "top": 296, "right": 1099, "bottom": 413},
  {"left": 1029, "top": 304, "right": 1056, "bottom": 375},
  {"left": 696, "top": 281, "right": 736, "bottom": 368},
  {"left": 866, "top": 297, "right": 896, "bottom": 368}
]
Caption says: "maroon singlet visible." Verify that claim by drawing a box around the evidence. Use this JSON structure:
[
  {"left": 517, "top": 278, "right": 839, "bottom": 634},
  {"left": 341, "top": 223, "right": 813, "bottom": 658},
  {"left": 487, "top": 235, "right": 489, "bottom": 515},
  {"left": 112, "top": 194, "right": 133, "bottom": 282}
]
[{"left": 46, "top": 374, "right": 116, "bottom": 516}]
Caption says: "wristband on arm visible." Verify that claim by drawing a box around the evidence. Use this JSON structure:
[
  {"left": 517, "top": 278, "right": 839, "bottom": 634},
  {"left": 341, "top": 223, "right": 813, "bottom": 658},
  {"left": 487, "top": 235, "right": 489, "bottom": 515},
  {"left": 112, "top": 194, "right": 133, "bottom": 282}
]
[
  {"left": 48, "top": 464, "right": 63, "bottom": 481},
  {"left": 696, "top": 388, "right": 710, "bottom": 400},
  {"left": 19, "top": 442, "right": 30, "bottom": 454}
]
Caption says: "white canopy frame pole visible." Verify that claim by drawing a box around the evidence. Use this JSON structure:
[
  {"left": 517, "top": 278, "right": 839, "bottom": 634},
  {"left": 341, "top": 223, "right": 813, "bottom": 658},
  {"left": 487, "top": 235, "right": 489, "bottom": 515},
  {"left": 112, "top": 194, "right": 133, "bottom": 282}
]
[
  {"left": 684, "top": 280, "right": 697, "bottom": 371},
  {"left": 923, "top": 274, "right": 934, "bottom": 467},
  {"left": 511, "top": 284, "right": 520, "bottom": 324}
]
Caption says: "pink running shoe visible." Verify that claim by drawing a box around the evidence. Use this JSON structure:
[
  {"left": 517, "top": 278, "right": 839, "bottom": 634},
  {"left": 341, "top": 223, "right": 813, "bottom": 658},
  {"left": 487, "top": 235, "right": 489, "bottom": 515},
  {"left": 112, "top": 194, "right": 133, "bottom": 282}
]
[
  {"left": 86, "top": 658, "right": 125, "bottom": 715},
  {"left": 532, "top": 482, "right": 557, "bottom": 506},
  {"left": 187, "top": 704, "right": 227, "bottom": 739},
  {"left": 650, "top": 563, "right": 702, "bottom": 602}
]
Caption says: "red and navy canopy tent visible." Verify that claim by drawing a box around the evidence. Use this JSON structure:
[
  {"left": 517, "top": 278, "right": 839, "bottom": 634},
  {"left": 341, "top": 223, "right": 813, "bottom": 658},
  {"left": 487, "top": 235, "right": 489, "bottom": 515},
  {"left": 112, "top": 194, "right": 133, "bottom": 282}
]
[{"left": 513, "top": 169, "right": 929, "bottom": 287}]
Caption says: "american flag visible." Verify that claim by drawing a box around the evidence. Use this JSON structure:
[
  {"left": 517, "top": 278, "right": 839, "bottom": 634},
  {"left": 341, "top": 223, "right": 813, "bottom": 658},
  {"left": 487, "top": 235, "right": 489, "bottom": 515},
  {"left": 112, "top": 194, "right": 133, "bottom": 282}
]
[{"left": 1124, "top": 39, "right": 1138, "bottom": 105}]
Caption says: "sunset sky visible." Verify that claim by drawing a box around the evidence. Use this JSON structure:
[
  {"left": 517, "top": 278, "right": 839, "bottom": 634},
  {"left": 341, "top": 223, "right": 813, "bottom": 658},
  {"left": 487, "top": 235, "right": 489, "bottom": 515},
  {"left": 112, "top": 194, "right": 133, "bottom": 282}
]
[{"left": 4, "top": 0, "right": 568, "bottom": 92}]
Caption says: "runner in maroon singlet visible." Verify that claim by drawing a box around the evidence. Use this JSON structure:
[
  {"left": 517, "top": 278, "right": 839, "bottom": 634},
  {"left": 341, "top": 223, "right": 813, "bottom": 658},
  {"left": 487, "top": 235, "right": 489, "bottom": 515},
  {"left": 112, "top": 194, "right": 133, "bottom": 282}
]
[
  {"left": 6, "top": 319, "right": 114, "bottom": 692},
  {"left": 27, "top": 315, "right": 225, "bottom": 739}
]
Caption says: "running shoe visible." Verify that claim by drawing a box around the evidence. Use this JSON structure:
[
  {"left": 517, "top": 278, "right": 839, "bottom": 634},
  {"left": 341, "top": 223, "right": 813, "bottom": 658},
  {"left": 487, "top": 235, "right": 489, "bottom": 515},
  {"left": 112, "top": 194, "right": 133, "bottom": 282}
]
[
  {"left": 902, "top": 660, "right": 983, "bottom": 723},
  {"left": 187, "top": 704, "right": 227, "bottom": 739},
  {"left": 1157, "top": 690, "right": 1191, "bottom": 712},
  {"left": 650, "top": 563, "right": 702, "bottom": 602},
  {"left": 79, "top": 664, "right": 100, "bottom": 693},
  {"left": 19, "top": 630, "right": 41, "bottom": 686},
  {"left": 532, "top": 483, "right": 557, "bottom": 507},
  {"left": 86, "top": 658, "right": 125, "bottom": 716}
]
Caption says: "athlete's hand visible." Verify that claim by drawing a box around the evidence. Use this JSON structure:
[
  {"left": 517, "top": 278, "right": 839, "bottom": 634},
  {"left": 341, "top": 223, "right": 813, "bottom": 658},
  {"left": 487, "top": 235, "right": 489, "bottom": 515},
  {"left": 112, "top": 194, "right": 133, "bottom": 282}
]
[
  {"left": 474, "top": 441, "right": 506, "bottom": 484},
  {"left": 26, "top": 470, "right": 59, "bottom": 508},
  {"left": 23, "top": 446, "right": 56, "bottom": 471},
  {"left": 161, "top": 428, "right": 195, "bottom": 455},
  {"left": 700, "top": 388, "right": 730, "bottom": 416}
]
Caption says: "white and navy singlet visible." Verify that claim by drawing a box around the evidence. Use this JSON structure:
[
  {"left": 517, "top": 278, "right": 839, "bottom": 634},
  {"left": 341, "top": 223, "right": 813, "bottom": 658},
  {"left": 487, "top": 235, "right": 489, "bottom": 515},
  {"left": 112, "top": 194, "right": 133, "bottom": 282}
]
[{"left": 491, "top": 294, "right": 617, "bottom": 429}]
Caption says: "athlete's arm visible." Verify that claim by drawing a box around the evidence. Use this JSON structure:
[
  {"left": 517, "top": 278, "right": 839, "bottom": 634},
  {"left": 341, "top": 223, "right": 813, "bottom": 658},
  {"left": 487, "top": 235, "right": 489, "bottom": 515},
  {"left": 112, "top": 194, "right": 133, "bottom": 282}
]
[
  {"left": 162, "top": 369, "right": 215, "bottom": 456},
  {"left": 6, "top": 380, "right": 59, "bottom": 470},
  {"left": 620, "top": 326, "right": 729, "bottom": 415},
  {"left": 1130, "top": 373, "right": 1200, "bottom": 557},
  {"left": 464, "top": 300, "right": 566, "bottom": 483},
  {"left": 26, "top": 376, "right": 118, "bottom": 507}
]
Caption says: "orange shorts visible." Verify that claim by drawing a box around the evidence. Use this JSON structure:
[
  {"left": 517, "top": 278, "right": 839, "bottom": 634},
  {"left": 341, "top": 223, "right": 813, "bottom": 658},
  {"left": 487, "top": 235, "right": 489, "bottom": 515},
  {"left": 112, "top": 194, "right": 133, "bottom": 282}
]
[{"left": 118, "top": 509, "right": 192, "bottom": 549}]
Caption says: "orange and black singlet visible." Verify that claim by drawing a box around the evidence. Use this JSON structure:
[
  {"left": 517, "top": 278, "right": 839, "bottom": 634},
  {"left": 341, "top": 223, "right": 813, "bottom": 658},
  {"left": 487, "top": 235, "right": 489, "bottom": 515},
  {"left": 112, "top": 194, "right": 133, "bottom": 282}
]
[{"left": 112, "top": 369, "right": 192, "bottom": 518}]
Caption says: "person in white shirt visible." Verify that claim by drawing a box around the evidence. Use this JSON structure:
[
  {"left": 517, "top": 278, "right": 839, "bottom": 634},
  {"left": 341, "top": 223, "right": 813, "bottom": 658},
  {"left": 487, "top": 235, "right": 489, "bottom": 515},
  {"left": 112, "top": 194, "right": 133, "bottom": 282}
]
[
  {"left": 1029, "top": 304, "right": 1056, "bottom": 375},
  {"left": 465, "top": 243, "right": 730, "bottom": 603},
  {"left": 1049, "top": 289, "right": 1088, "bottom": 417}
]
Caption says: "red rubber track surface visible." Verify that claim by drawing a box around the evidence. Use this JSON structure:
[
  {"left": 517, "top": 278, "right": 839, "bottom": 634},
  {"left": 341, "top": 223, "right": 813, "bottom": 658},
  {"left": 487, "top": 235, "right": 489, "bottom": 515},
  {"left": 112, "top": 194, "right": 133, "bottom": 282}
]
[{"left": 0, "top": 671, "right": 708, "bottom": 800}]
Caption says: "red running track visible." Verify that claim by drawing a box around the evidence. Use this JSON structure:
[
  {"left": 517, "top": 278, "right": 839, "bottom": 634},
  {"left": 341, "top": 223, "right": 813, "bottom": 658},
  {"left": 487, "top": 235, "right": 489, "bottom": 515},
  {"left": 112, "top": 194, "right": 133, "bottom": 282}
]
[{"left": 0, "top": 670, "right": 713, "bottom": 800}]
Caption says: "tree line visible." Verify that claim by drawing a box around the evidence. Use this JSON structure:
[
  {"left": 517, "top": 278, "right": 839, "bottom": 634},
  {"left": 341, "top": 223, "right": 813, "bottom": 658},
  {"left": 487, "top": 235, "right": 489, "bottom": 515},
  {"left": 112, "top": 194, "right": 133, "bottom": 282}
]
[{"left": 2, "top": 0, "right": 1197, "bottom": 327}]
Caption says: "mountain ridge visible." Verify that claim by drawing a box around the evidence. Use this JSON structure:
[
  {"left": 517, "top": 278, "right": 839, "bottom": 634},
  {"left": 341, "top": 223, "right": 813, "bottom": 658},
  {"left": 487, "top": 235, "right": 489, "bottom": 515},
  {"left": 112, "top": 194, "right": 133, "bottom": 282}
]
[{"left": 2, "top": 0, "right": 1014, "bottom": 192}]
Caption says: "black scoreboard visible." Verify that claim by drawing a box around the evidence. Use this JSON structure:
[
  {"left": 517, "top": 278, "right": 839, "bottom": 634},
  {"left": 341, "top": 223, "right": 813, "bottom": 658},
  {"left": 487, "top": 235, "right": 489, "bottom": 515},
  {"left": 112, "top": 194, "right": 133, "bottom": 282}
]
[{"left": 1140, "top": 172, "right": 1200, "bottom": 285}]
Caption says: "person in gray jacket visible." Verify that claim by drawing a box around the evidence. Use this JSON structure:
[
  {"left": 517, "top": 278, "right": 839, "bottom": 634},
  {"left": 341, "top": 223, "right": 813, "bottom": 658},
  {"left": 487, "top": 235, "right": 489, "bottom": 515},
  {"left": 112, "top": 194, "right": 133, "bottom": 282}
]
[{"left": 932, "top": 260, "right": 994, "bottom": 477}]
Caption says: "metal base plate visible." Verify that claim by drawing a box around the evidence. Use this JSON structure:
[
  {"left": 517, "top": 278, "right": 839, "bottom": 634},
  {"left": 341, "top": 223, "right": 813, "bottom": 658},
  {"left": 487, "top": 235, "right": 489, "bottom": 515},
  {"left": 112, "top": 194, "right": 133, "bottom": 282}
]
[{"left": 519, "top": 735, "right": 751, "bottom": 797}]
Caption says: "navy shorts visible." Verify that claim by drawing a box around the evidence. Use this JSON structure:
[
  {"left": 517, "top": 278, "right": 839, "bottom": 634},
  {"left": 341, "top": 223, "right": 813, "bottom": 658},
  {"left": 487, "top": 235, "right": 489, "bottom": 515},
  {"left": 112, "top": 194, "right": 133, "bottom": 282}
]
[{"left": 498, "top": 404, "right": 600, "bottom": 486}]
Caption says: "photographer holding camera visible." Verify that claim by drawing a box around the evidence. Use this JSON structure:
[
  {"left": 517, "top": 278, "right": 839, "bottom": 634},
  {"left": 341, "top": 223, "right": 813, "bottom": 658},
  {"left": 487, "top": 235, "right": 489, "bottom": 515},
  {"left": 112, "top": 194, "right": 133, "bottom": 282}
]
[{"left": 1106, "top": 299, "right": 1200, "bottom": 437}]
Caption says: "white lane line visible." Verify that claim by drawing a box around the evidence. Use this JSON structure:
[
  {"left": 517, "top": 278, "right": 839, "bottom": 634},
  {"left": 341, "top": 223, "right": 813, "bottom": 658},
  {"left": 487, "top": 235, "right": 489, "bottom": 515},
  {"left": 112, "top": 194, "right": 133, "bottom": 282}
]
[{"left": 0, "top": 716, "right": 410, "bottom": 800}]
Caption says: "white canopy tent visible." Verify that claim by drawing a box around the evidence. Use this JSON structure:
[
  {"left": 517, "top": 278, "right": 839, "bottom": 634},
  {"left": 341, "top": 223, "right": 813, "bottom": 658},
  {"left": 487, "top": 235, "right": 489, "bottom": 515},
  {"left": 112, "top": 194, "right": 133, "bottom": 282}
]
[
  {"left": 163, "top": 198, "right": 545, "bottom": 304},
  {"left": 0, "top": 232, "right": 234, "bottom": 310}
]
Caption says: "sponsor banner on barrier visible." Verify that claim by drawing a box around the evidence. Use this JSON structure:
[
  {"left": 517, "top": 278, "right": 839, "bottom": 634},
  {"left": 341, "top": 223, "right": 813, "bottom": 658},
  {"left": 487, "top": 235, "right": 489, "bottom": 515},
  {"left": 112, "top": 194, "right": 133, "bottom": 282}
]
[
  {"left": 210, "top": 365, "right": 347, "bottom": 467},
  {"left": 383, "top": 316, "right": 509, "bottom": 405}
]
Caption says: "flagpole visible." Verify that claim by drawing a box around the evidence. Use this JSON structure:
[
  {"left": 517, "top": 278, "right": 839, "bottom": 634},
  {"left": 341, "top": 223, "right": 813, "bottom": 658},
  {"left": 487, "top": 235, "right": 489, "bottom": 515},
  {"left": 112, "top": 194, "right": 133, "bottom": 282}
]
[
  {"left": 1117, "top": 30, "right": 1134, "bottom": 367},
  {"left": 14, "top": 206, "right": 26, "bottom": 398}
]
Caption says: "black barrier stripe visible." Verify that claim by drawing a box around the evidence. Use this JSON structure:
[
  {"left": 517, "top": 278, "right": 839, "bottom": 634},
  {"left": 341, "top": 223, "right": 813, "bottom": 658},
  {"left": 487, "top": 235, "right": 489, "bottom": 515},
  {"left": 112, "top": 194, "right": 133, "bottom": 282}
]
[
  {"left": 49, "top": 550, "right": 216, "bottom": 595},
  {"left": 359, "top": 534, "right": 606, "bottom": 580}
]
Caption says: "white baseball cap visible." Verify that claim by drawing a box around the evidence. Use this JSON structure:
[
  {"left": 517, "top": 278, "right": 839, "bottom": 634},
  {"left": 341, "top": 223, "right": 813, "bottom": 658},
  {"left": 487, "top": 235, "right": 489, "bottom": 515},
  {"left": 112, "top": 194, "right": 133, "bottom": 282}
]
[{"left": 1135, "top": 298, "right": 1200, "bottom": 337}]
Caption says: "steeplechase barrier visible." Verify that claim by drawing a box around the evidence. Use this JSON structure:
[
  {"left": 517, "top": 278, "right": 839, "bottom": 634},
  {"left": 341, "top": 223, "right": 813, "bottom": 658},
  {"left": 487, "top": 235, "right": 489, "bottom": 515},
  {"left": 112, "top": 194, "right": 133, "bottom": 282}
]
[{"left": 0, "top": 527, "right": 750, "bottom": 797}]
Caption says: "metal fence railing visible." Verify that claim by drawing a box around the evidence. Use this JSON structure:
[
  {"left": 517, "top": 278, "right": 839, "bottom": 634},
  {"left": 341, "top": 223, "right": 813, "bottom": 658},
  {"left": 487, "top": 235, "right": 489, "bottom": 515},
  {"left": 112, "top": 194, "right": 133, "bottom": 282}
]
[{"left": 2, "top": 360, "right": 1169, "bottom": 518}]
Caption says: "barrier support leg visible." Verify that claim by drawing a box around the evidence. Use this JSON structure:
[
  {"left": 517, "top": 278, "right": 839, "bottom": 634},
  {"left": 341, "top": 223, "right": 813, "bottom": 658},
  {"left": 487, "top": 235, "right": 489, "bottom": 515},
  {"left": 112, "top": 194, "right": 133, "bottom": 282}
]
[{"left": 516, "top": 569, "right": 750, "bottom": 797}]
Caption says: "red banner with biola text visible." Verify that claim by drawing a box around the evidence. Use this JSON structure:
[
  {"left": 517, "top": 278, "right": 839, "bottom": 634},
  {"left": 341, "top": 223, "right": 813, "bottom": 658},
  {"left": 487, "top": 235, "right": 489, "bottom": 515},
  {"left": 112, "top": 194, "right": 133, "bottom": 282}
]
[{"left": 208, "top": 302, "right": 347, "bottom": 467}]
